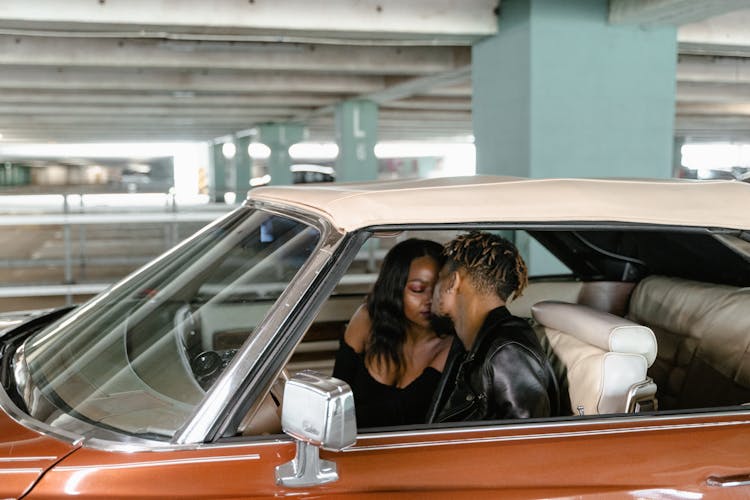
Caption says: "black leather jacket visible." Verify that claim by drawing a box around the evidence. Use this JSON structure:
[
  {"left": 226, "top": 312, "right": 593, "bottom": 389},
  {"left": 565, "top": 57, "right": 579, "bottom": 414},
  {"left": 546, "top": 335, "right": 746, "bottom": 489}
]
[{"left": 427, "top": 306, "right": 560, "bottom": 423}]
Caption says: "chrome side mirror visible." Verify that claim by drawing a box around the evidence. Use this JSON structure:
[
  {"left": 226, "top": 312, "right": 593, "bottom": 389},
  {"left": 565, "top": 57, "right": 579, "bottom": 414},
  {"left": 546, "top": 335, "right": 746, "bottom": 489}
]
[{"left": 275, "top": 370, "right": 357, "bottom": 488}]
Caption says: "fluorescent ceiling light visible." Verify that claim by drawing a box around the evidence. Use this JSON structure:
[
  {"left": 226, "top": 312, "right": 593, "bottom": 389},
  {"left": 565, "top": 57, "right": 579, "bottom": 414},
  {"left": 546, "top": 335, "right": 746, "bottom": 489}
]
[
  {"left": 222, "top": 142, "right": 236, "bottom": 159},
  {"left": 248, "top": 143, "right": 271, "bottom": 160},
  {"left": 0, "top": 142, "right": 195, "bottom": 159},
  {"left": 681, "top": 143, "right": 750, "bottom": 170},
  {"left": 374, "top": 141, "right": 474, "bottom": 159}
]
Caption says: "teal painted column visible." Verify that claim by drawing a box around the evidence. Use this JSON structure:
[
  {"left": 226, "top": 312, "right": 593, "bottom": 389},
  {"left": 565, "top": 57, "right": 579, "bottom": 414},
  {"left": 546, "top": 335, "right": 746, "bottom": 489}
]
[
  {"left": 210, "top": 142, "right": 227, "bottom": 203},
  {"left": 235, "top": 135, "right": 252, "bottom": 200},
  {"left": 473, "top": 0, "right": 677, "bottom": 180},
  {"left": 473, "top": 0, "right": 677, "bottom": 274},
  {"left": 258, "top": 123, "right": 305, "bottom": 185},
  {"left": 335, "top": 100, "right": 379, "bottom": 182}
]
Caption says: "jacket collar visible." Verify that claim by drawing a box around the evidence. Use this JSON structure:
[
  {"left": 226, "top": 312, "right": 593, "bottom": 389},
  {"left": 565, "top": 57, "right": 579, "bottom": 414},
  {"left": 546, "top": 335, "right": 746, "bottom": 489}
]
[{"left": 465, "top": 306, "right": 511, "bottom": 360}]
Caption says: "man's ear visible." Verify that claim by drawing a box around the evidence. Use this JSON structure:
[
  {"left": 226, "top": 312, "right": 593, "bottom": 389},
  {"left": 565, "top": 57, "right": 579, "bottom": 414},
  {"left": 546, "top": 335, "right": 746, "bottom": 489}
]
[{"left": 446, "top": 269, "right": 461, "bottom": 293}]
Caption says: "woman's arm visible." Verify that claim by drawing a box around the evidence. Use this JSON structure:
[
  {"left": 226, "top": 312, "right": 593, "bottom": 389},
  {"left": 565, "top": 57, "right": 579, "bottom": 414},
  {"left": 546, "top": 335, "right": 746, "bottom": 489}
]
[
  {"left": 332, "top": 304, "right": 371, "bottom": 384},
  {"left": 343, "top": 304, "right": 371, "bottom": 352}
]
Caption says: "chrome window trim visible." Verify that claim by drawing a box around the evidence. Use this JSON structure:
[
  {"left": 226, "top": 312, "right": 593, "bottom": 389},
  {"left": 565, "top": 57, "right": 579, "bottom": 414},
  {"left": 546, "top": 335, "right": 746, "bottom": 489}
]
[
  {"left": 0, "top": 382, "right": 83, "bottom": 446},
  {"left": 174, "top": 201, "right": 342, "bottom": 445},
  {"left": 349, "top": 408, "right": 750, "bottom": 444},
  {"left": 348, "top": 415, "right": 750, "bottom": 452},
  {"left": 52, "top": 453, "right": 262, "bottom": 472},
  {"left": 209, "top": 230, "right": 366, "bottom": 442}
]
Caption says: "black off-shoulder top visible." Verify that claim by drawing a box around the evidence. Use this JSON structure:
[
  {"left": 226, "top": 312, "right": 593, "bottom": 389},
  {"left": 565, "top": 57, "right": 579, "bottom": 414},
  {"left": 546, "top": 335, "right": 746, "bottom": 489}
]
[{"left": 332, "top": 339, "right": 441, "bottom": 428}]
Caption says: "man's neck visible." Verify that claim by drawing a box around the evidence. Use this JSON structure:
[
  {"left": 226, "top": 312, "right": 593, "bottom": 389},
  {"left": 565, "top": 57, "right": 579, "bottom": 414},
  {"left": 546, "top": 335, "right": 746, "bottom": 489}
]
[{"left": 456, "top": 295, "right": 505, "bottom": 351}]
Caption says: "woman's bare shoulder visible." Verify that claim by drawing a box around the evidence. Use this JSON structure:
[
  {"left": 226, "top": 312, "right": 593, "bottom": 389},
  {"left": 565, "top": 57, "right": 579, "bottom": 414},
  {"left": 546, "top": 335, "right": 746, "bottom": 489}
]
[{"left": 343, "top": 304, "right": 371, "bottom": 353}]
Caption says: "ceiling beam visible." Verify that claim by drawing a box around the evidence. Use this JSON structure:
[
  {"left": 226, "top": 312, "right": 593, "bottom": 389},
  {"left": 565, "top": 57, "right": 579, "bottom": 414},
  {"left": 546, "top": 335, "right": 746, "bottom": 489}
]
[
  {"left": 677, "top": 102, "right": 750, "bottom": 115},
  {"left": 367, "top": 67, "right": 472, "bottom": 104},
  {"left": 0, "top": 104, "right": 309, "bottom": 118},
  {"left": 0, "top": 91, "right": 339, "bottom": 108},
  {"left": 679, "top": 42, "right": 750, "bottom": 58},
  {"left": 677, "top": 8, "right": 750, "bottom": 56},
  {"left": 0, "top": 67, "right": 385, "bottom": 93},
  {"left": 0, "top": 35, "right": 470, "bottom": 75},
  {"left": 675, "top": 115, "right": 750, "bottom": 140},
  {"left": 0, "top": 108, "right": 472, "bottom": 125},
  {"left": 289, "top": 66, "right": 471, "bottom": 122},
  {"left": 609, "top": 0, "right": 749, "bottom": 25},
  {"left": 0, "top": 0, "right": 498, "bottom": 45},
  {"left": 382, "top": 97, "right": 471, "bottom": 111},
  {"left": 677, "top": 82, "right": 750, "bottom": 103},
  {"left": 0, "top": 91, "right": 470, "bottom": 112},
  {"left": 677, "top": 54, "right": 750, "bottom": 83},
  {"left": 0, "top": 115, "right": 282, "bottom": 126}
]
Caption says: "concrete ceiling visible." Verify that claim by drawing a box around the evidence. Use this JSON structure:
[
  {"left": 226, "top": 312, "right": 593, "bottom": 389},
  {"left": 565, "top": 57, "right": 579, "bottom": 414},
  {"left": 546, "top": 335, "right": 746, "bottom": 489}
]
[{"left": 0, "top": 0, "right": 749, "bottom": 146}]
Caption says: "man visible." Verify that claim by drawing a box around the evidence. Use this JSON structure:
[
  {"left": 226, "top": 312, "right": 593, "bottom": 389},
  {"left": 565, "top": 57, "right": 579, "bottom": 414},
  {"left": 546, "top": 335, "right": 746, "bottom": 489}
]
[{"left": 426, "top": 231, "right": 559, "bottom": 423}]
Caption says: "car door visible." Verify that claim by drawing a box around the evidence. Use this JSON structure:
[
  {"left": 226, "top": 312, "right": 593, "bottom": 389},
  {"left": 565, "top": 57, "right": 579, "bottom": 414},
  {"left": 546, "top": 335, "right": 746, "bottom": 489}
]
[
  {"left": 25, "top": 408, "right": 750, "bottom": 498},
  {"left": 316, "top": 412, "right": 750, "bottom": 497}
]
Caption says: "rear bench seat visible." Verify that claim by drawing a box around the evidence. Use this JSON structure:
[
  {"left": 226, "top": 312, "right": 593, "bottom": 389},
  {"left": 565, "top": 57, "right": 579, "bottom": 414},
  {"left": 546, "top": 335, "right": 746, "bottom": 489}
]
[{"left": 627, "top": 275, "right": 750, "bottom": 410}]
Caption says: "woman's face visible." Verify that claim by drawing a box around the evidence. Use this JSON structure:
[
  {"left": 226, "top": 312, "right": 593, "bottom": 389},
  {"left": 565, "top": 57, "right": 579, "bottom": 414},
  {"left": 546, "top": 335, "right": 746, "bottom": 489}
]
[{"left": 402, "top": 255, "right": 440, "bottom": 330}]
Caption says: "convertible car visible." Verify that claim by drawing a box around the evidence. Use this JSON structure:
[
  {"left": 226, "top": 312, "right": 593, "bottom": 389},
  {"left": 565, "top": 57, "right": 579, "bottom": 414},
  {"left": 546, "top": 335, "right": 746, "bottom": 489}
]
[{"left": 1, "top": 176, "right": 749, "bottom": 498}]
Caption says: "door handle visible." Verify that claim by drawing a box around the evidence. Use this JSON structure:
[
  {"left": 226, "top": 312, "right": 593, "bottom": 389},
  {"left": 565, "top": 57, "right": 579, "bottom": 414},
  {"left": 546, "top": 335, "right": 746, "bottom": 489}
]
[{"left": 707, "top": 474, "right": 750, "bottom": 488}]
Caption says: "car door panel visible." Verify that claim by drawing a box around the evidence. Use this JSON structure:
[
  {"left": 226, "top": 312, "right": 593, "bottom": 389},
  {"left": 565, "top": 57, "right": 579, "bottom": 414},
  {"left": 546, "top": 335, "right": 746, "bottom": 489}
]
[
  {"left": 324, "top": 413, "right": 749, "bottom": 496},
  {"left": 27, "top": 412, "right": 750, "bottom": 498},
  {"left": 26, "top": 441, "right": 293, "bottom": 498}
]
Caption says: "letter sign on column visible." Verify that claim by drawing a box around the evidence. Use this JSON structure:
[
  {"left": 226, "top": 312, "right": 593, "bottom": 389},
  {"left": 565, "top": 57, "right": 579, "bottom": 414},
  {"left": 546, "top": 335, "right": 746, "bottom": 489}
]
[{"left": 352, "top": 107, "right": 366, "bottom": 138}]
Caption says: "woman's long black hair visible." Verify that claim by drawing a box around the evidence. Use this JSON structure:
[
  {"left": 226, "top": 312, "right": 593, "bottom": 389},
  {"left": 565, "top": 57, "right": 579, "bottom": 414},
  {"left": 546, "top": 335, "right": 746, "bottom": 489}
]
[{"left": 365, "top": 238, "right": 444, "bottom": 370}]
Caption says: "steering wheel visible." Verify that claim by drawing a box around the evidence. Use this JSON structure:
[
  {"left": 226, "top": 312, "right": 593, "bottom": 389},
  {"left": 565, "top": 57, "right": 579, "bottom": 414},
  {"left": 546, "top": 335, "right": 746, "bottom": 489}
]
[
  {"left": 171, "top": 303, "right": 235, "bottom": 391},
  {"left": 170, "top": 303, "right": 215, "bottom": 388},
  {"left": 173, "top": 303, "right": 291, "bottom": 401}
]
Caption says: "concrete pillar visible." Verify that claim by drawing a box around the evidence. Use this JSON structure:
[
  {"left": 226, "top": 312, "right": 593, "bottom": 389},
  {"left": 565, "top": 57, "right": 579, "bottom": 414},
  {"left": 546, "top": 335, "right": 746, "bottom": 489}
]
[
  {"left": 335, "top": 100, "right": 379, "bottom": 182},
  {"left": 258, "top": 123, "right": 305, "bottom": 185},
  {"left": 472, "top": 0, "right": 677, "bottom": 273},
  {"left": 235, "top": 135, "right": 252, "bottom": 200},
  {"left": 473, "top": 0, "right": 677, "bottom": 180},
  {"left": 209, "top": 142, "right": 227, "bottom": 203}
]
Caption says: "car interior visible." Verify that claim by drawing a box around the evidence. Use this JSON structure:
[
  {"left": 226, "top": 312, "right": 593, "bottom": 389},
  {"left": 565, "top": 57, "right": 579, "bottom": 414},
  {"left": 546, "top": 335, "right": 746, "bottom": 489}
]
[{"left": 193, "top": 226, "right": 750, "bottom": 436}]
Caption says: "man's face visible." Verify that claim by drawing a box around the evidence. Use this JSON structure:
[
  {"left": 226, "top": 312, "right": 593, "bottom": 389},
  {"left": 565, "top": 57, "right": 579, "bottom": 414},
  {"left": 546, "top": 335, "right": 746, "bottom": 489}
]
[{"left": 431, "top": 262, "right": 455, "bottom": 320}]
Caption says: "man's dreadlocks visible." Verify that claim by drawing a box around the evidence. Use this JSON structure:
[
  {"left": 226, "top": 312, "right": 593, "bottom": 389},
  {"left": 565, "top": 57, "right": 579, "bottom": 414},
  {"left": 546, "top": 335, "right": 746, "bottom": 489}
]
[{"left": 443, "top": 231, "right": 528, "bottom": 301}]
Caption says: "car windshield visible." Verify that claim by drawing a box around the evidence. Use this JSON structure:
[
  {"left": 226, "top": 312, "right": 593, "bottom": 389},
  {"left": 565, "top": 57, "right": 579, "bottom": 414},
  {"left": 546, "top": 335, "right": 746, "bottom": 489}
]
[{"left": 16, "top": 206, "right": 320, "bottom": 440}]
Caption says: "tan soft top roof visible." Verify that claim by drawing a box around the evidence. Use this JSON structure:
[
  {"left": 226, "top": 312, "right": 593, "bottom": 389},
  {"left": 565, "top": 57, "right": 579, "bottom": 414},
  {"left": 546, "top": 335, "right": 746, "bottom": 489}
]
[{"left": 248, "top": 175, "right": 750, "bottom": 231}]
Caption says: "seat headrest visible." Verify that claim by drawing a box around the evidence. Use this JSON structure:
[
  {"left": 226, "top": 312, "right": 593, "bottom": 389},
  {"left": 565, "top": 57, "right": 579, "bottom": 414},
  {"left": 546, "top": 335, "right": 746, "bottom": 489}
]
[{"left": 532, "top": 300, "right": 657, "bottom": 367}]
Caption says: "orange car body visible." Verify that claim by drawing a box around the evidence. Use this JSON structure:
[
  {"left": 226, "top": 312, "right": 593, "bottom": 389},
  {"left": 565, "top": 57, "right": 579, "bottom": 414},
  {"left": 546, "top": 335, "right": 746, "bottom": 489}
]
[{"left": 3, "top": 410, "right": 750, "bottom": 497}]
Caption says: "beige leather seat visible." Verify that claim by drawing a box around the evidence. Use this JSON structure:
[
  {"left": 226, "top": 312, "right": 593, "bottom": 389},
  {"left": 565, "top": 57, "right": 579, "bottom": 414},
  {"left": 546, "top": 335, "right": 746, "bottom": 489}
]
[
  {"left": 532, "top": 301, "right": 658, "bottom": 416},
  {"left": 627, "top": 275, "right": 750, "bottom": 410}
]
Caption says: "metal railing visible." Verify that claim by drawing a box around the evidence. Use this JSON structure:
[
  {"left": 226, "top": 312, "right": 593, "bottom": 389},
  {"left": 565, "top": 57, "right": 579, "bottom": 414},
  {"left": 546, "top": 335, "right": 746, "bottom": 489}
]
[
  {"left": 0, "top": 192, "right": 394, "bottom": 312},
  {"left": 0, "top": 192, "right": 233, "bottom": 309}
]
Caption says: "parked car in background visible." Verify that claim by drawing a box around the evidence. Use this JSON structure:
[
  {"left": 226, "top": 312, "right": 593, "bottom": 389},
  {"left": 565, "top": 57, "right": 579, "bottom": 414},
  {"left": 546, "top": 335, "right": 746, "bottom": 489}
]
[
  {"left": 1, "top": 176, "right": 749, "bottom": 498},
  {"left": 291, "top": 164, "right": 335, "bottom": 184}
]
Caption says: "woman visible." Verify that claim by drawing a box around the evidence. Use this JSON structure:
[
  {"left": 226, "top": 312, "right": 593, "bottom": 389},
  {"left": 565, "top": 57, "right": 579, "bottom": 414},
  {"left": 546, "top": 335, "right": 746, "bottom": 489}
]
[{"left": 332, "top": 238, "right": 453, "bottom": 428}]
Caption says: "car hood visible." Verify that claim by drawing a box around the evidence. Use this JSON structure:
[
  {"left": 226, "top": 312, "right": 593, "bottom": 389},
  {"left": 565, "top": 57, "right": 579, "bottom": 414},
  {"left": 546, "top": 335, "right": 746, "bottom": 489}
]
[{"left": 0, "top": 408, "right": 79, "bottom": 498}]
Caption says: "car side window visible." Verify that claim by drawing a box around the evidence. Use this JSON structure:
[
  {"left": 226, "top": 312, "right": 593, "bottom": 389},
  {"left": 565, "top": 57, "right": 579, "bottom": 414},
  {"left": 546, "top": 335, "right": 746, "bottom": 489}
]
[{"left": 237, "top": 226, "right": 750, "bottom": 439}]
